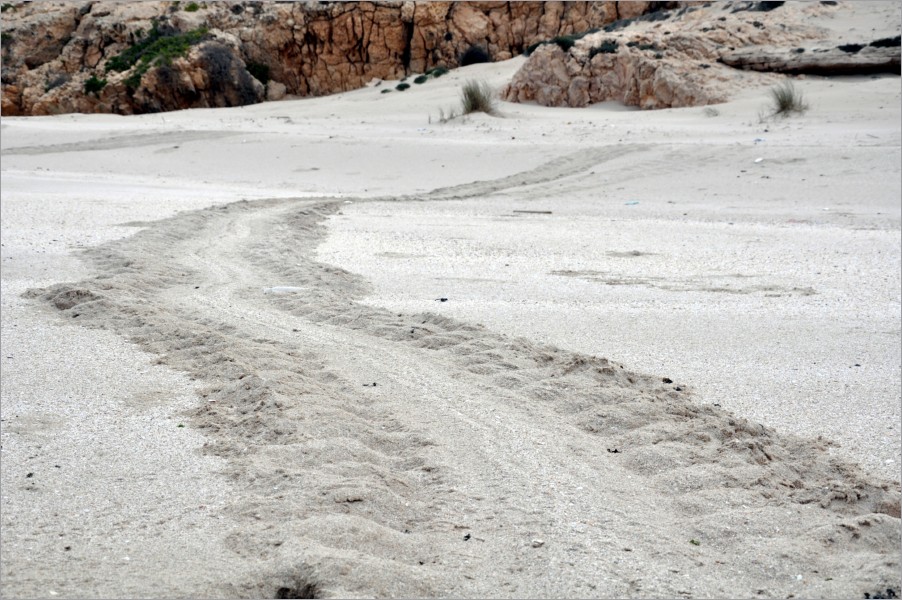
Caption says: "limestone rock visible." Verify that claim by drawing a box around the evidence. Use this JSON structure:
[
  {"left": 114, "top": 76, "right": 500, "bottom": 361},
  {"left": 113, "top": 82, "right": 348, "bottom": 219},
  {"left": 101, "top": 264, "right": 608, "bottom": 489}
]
[
  {"left": 0, "top": 0, "right": 668, "bottom": 116},
  {"left": 502, "top": 1, "right": 890, "bottom": 110},
  {"left": 720, "top": 42, "right": 901, "bottom": 76},
  {"left": 266, "top": 80, "right": 287, "bottom": 102}
]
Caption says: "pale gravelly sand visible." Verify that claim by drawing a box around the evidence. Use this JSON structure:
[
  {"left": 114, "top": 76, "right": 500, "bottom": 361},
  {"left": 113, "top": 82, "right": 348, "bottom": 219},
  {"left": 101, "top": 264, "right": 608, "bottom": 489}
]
[{"left": 2, "top": 4, "right": 901, "bottom": 598}]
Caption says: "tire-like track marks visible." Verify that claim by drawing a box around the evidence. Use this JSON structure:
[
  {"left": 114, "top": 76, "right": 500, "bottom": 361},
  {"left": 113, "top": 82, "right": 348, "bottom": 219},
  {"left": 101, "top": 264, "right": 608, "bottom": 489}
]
[{"left": 26, "top": 146, "right": 901, "bottom": 598}]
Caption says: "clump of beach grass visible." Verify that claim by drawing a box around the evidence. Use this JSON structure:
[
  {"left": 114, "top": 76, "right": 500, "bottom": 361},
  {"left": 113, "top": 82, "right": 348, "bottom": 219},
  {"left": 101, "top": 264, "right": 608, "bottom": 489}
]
[
  {"left": 768, "top": 80, "right": 808, "bottom": 117},
  {"left": 460, "top": 79, "right": 496, "bottom": 115},
  {"left": 434, "top": 79, "right": 498, "bottom": 124}
]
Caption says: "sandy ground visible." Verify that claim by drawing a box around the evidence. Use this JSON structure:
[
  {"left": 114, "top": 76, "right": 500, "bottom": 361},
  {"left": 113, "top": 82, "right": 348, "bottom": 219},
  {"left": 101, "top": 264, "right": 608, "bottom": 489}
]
[{"left": 2, "top": 4, "right": 901, "bottom": 598}]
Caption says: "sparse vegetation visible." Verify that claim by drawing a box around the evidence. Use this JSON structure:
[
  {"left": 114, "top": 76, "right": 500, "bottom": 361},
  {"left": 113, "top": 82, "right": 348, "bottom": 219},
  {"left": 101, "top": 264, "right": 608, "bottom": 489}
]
[
  {"left": 551, "top": 35, "right": 579, "bottom": 51},
  {"left": 106, "top": 22, "right": 209, "bottom": 89},
  {"left": 1, "top": 3, "right": 15, "bottom": 12},
  {"left": 1, "top": 32, "right": 12, "bottom": 46},
  {"left": 525, "top": 28, "right": 601, "bottom": 57},
  {"left": 460, "top": 79, "right": 496, "bottom": 115},
  {"left": 437, "top": 106, "right": 458, "bottom": 122},
  {"left": 396, "top": 82, "right": 410, "bottom": 91},
  {"left": 460, "top": 45, "right": 490, "bottom": 66},
  {"left": 604, "top": 17, "right": 635, "bottom": 32},
  {"left": 84, "top": 75, "right": 108, "bottom": 95},
  {"left": 435, "top": 79, "right": 497, "bottom": 123},
  {"left": 427, "top": 66, "right": 449, "bottom": 78},
  {"left": 524, "top": 41, "right": 545, "bottom": 56},
  {"left": 184, "top": 1, "right": 199, "bottom": 12},
  {"left": 413, "top": 74, "right": 429, "bottom": 84},
  {"left": 588, "top": 40, "right": 618, "bottom": 59},
  {"left": 768, "top": 80, "right": 808, "bottom": 117},
  {"left": 381, "top": 89, "right": 391, "bottom": 94},
  {"left": 626, "top": 41, "right": 661, "bottom": 52}
]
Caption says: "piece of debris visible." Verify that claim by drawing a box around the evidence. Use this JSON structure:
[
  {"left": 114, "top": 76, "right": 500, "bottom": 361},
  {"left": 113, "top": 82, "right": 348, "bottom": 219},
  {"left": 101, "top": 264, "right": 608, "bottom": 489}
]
[{"left": 531, "top": 539, "right": 545, "bottom": 548}]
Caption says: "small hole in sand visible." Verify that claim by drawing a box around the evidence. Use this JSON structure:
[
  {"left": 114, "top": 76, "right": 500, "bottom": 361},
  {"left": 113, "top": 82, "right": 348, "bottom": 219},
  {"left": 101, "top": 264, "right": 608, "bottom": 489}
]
[{"left": 275, "top": 583, "right": 319, "bottom": 599}]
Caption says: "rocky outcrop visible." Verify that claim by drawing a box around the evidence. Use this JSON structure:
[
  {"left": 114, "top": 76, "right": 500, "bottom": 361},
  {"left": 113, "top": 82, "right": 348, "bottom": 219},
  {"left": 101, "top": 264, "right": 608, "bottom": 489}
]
[
  {"left": 721, "top": 38, "right": 901, "bottom": 75},
  {"left": 502, "top": 1, "right": 896, "bottom": 109},
  {"left": 0, "top": 0, "right": 673, "bottom": 116}
]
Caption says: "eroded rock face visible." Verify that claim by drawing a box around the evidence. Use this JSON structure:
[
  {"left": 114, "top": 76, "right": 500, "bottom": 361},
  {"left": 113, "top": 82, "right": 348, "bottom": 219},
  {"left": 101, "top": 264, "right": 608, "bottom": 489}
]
[
  {"left": 720, "top": 40, "right": 901, "bottom": 76},
  {"left": 0, "top": 0, "right": 668, "bottom": 116},
  {"left": 502, "top": 1, "right": 878, "bottom": 109}
]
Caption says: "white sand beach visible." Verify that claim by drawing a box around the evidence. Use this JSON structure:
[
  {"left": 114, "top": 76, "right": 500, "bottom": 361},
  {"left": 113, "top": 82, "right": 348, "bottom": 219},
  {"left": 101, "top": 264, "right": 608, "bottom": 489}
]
[{"left": 1, "top": 3, "right": 900, "bottom": 598}]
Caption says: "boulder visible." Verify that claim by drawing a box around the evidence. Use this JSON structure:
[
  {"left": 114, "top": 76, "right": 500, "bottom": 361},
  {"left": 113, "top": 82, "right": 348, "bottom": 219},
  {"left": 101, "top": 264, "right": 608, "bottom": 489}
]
[{"left": 502, "top": 1, "right": 894, "bottom": 109}]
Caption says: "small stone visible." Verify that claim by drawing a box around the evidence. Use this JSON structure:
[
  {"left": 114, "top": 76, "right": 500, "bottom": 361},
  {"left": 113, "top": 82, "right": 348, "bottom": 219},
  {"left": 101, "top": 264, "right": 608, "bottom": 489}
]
[{"left": 531, "top": 539, "right": 545, "bottom": 548}]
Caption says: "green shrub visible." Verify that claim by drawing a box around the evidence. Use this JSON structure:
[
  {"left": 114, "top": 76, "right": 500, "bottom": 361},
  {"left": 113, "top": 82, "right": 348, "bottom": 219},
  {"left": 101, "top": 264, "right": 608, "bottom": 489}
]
[
  {"left": 1, "top": 32, "right": 12, "bottom": 46},
  {"left": 769, "top": 80, "right": 808, "bottom": 116},
  {"left": 381, "top": 89, "right": 391, "bottom": 94},
  {"left": 84, "top": 75, "right": 108, "bottom": 95},
  {"left": 185, "top": 1, "right": 199, "bottom": 11},
  {"left": 413, "top": 74, "right": 429, "bottom": 84},
  {"left": 524, "top": 41, "right": 545, "bottom": 56},
  {"left": 427, "top": 66, "right": 449, "bottom": 77},
  {"left": 246, "top": 61, "right": 269, "bottom": 84},
  {"left": 460, "top": 79, "right": 496, "bottom": 115},
  {"left": 604, "top": 17, "right": 635, "bottom": 32},
  {"left": 396, "top": 82, "right": 410, "bottom": 91},
  {"left": 588, "top": 40, "right": 618, "bottom": 59},
  {"left": 106, "top": 23, "right": 209, "bottom": 89},
  {"left": 551, "top": 35, "right": 578, "bottom": 51},
  {"left": 1, "top": 3, "right": 15, "bottom": 12}
]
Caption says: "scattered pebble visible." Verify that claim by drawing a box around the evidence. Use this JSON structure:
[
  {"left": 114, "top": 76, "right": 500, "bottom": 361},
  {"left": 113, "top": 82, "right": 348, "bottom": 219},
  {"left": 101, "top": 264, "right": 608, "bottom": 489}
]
[{"left": 531, "top": 539, "right": 545, "bottom": 548}]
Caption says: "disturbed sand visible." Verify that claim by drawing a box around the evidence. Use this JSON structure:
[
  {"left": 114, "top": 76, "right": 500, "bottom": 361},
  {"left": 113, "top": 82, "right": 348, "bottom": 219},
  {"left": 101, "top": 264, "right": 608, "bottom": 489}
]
[{"left": 1, "top": 5, "right": 901, "bottom": 598}]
